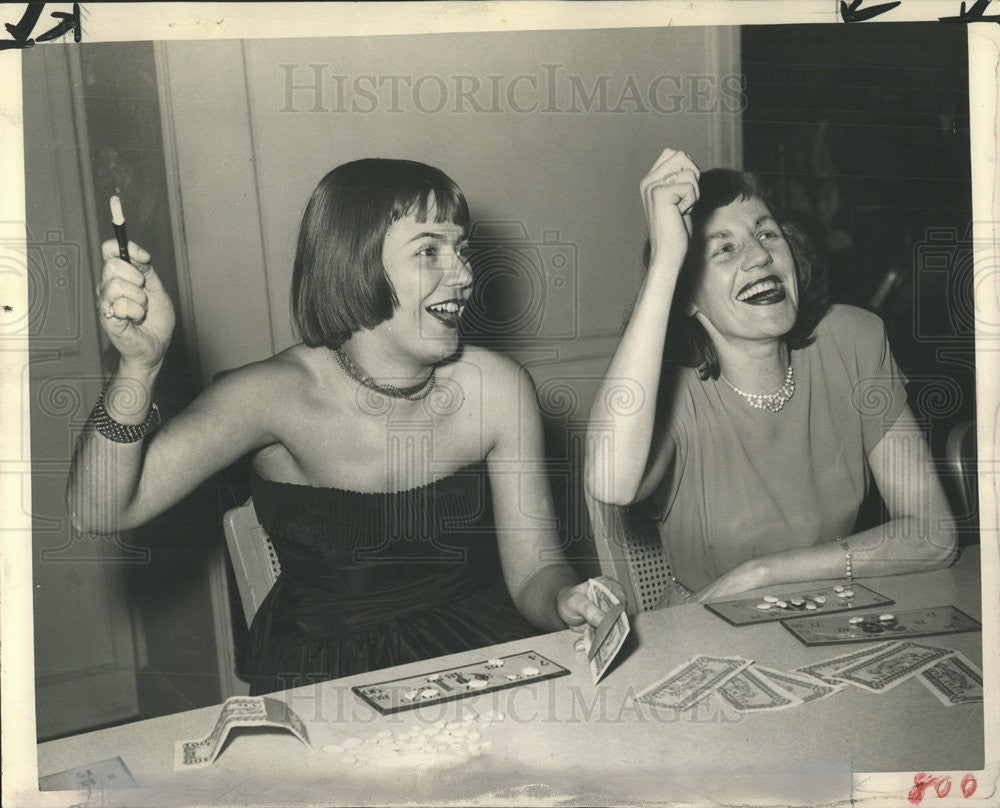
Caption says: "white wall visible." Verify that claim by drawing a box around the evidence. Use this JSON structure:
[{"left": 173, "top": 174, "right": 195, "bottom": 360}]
[{"left": 158, "top": 27, "right": 741, "bottom": 419}]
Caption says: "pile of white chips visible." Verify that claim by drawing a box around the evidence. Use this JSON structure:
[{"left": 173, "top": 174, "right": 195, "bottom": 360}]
[
  {"left": 754, "top": 585, "right": 859, "bottom": 613},
  {"left": 322, "top": 708, "right": 503, "bottom": 768}
]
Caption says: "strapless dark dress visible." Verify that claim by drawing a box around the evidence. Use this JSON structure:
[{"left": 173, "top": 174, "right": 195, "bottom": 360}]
[{"left": 244, "top": 461, "right": 537, "bottom": 695}]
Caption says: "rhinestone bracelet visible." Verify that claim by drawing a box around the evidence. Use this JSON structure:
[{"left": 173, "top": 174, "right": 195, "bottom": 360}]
[
  {"left": 835, "top": 535, "right": 854, "bottom": 581},
  {"left": 91, "top": 384, "right": 160, "bottom": 443}
]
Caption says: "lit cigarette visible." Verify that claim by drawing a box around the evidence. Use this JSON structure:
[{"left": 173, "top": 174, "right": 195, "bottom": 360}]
[{"left": 110, "top": 191, "right": 129, "bottom": 262}]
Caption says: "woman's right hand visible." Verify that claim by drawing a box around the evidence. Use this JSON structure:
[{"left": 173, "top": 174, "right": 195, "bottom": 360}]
[
  {"left": 98, "top": 240, "right": 176, "bottom": 372},
  {"left": 639, "top": 147, "right": 701, "bottom": 268}
]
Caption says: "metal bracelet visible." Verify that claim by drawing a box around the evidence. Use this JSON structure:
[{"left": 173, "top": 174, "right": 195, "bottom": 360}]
[
  {"left": 90, "top": 385, "right": 160, "bottom": 443},
  {"left": 835, "top": 535, "right": 854, "bottom": 581}
]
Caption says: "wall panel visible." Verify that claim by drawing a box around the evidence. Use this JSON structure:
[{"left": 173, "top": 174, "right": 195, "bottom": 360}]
[{"left": 164, "top": 28, "right": 741, "bottom": 395}]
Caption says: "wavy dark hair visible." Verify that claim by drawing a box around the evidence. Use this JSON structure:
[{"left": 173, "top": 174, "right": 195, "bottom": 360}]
[
  {"left": 291, "top": 158, "right": 470, "bottom": 349},
  {"left": 641, "top": 168, "right": 830, "bottom": 380}
]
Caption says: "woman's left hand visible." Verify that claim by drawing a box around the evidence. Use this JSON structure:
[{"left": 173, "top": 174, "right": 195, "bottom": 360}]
[
  {"left": 693, "top": 561, "right": 767, "bottom": 604},
  {"left": 557, "top": 576, "right": 628, "bottom": 631}
]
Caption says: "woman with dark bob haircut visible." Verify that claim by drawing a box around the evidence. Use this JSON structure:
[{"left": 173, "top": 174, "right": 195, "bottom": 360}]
[
  {"left": 70, "top": 157, "right": 623, "bottom": 694},
  {"left": 586, "top": 148, "right": 956, "bottom": 606}
]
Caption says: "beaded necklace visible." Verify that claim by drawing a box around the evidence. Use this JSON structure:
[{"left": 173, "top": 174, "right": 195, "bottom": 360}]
[{"left": 720, "top": 365, "right": 795, "bottom": 413}]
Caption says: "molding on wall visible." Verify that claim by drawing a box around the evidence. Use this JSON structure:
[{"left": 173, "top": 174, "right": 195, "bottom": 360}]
[
  {"left": 64, "top": 49, "right": 102, "bottom": 316},
  {"left": 156, "top": 41, "right": 274, "bottom": 384},
  {"left": 154, "top": 42, "right": 203, "bottom": 383},
  {"left": 155, "top": 41, "right": 243, "bottom": 703},
  {"left": 27, "top": 45, "right": 141, "bottom": 741},
  {"left": 706, "top": 26, "right": 743, "bottom": 170},
  {"left": 512, "top": 330, "right": 621, "bottom": 365},
  {"left": 239, "top": 40, "right": 279, "bottom": 358},
  {"left": 726, "top": 27, "right": 744, "bottom": 169}
]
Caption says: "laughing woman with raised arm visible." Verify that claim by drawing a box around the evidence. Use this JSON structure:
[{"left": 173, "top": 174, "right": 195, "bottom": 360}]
[
  {"left": 69, "top": 158, "right": 623, "bottom": 694},
  {"left": 586, "top": 148, "right": 956, "bottom": 607}
]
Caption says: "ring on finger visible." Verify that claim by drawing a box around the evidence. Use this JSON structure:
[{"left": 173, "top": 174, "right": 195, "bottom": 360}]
[{"left": 101, "top": 303, "right": 116, "bottom": 319}]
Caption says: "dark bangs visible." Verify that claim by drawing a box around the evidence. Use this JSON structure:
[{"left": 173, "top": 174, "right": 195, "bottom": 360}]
[
  {"left": 393, "top": 175, "right": 470, "bottom": 232},
  {"left": 291, "top": 158, "right": 470, "bottom": 349}
]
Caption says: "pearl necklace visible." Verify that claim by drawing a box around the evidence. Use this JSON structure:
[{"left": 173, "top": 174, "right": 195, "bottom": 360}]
[
  {"left": 333, "top": 347, "right": 436, "bottom": 401},
  {"left": 721, "top": 365, "right": 795, "bottom": 413}
]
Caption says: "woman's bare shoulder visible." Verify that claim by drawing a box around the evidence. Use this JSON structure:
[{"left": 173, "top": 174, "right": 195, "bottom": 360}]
[
  {"left": 455, "top": 344, "right": 525, "bottom": 377},
  {"left": 204, "top": 344, "right": 320, "bottom": 405},
  {"left": 451, "top": 344, "right": 531, "bottom": 397}
]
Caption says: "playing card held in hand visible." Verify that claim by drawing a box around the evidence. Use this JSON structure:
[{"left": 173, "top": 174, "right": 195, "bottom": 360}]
[{"left": 584, "top": 578, "right": 631, "bottom": 684}]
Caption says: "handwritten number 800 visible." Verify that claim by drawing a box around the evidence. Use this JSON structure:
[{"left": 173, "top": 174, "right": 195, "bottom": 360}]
[{"left": 909, "top": 773, "right": 977, "bottom": 805}]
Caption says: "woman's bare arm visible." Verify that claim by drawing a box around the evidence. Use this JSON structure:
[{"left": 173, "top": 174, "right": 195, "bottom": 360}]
[
  {"left": 480, "top": 350, "right": 625, "bottom": 630},
  {"left": 67, "top": 238, "right": 281, "bottom": 534},
  {"left": 585, "top": 148, "right": 700, "bottom": 506},
  {"left": 68, "top": 360, "right": 288, "bottom": 534}
]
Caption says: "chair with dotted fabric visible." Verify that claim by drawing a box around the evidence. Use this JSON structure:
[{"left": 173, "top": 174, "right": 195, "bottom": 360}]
[
  {"left": 222, "top": 498, "right": 282, "bottom": 627},
  {"left": 586, "top": 492, "right": 672, "bottom": 615}
]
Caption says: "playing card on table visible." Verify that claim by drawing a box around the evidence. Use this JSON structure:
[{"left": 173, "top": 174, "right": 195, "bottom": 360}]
[
  {"left": 585, "top": 578, "right": 630, "bottom": 684},
  {"left": 636, "top": 655, "right": 752, "bottom": 711},
  {"left": 794, "top": 641, "right": 903, "bottom": 685},
  {"left": 39, "top": 756, "right": 136, "bottom": 791},
  {"left": 174, "top": 696, "right": 311, "bottom": 770},
  {"left": 833, "top": 641, "right": 954, "bottom": 694},
  {"left": 919, "top": 652, "right": 983, "bottom": 706},
  {"left": 715, "top": 666, "right": 803, "bottom": 712},
  {"left": 752, "top": 665, "right": 843, "bottom": 704}
]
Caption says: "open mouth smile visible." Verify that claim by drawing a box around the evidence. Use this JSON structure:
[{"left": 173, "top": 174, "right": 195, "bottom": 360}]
[
  {"left": 424, "top": 298, "right": 466, "bottom": 328},
  {"left": 736, "top": 275, "right": 787, "bottom": 305}
]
